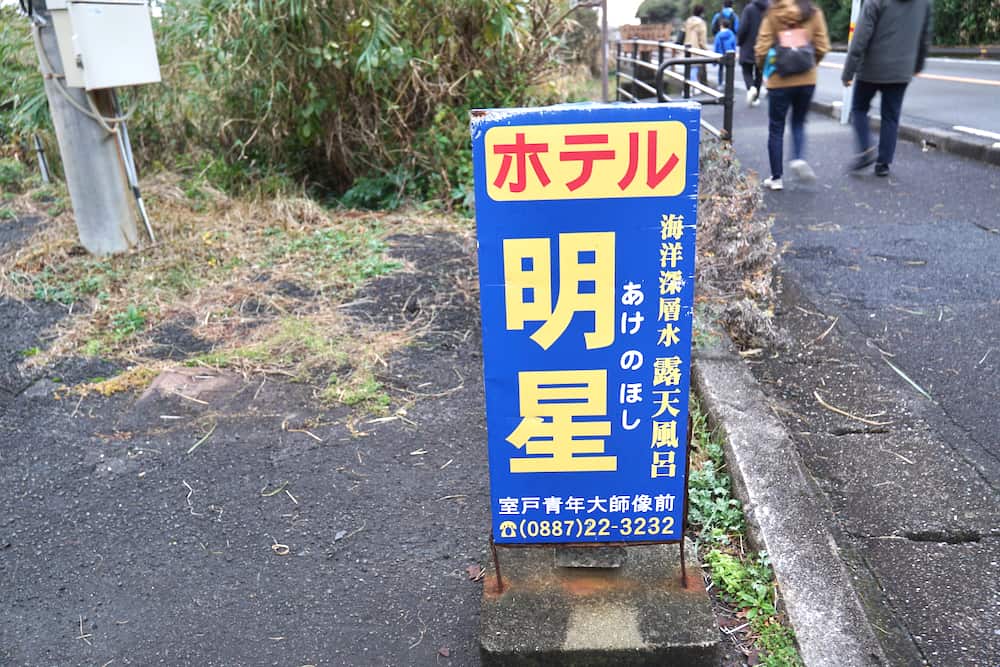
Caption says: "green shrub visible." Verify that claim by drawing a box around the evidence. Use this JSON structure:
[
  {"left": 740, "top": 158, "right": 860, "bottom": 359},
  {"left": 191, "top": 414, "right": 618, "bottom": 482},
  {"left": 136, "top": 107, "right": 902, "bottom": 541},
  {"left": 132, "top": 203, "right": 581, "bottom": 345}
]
[
  {"left": 932, "top": 0, "right": 1000, "bottom": 46},
  {"left": 0, "top": 8, "right": 50, "bottom": 151},
  {"left": 814, "top": 0, "right": 999, "bottom": 44},
  {"left": 125, "top": 0, "right": 590, "bottom": 208},
  {"left": 637, "top": 0, "right": 686, "bottom": 24},
  {"left": 2, "top": 3, "right": 598, "bottom": 211},
  {"left": 0, "top": 157, "right": 28, "bottom": 192}
]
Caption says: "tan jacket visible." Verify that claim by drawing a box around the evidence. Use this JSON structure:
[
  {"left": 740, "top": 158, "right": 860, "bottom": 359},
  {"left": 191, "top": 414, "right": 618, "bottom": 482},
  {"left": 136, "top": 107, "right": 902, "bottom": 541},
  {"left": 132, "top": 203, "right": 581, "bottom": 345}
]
[
  {"left": 683, "top": 16, "right": 708, "bottom": 51},
  {"left": 754, "top": 0, "right": 830, "bottom": 89}
]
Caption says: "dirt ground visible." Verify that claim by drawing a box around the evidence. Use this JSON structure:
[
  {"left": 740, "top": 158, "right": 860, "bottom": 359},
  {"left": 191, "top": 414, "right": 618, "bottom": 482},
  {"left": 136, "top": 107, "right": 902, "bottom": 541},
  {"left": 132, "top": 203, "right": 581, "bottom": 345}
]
[{"left": 1, "top": 220, "right": 494, "bottom": 666}]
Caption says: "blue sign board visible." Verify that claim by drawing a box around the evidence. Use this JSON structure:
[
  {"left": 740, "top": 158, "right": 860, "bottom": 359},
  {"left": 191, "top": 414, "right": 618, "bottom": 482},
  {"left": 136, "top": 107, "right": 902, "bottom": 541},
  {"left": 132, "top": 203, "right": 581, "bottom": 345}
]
[{"left": 471, "top": 103, "right": 700, "bottom": 544}]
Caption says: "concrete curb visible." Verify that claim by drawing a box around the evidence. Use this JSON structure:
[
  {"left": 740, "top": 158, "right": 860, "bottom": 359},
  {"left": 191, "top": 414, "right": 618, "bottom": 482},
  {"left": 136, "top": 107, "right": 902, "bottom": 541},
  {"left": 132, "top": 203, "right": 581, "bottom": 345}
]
[
  {"left": 810, "top": 99, "right": 1000, "bottom": 167},
  {"left": 692, "top": 340, "right": 887, "bottom": 667}
]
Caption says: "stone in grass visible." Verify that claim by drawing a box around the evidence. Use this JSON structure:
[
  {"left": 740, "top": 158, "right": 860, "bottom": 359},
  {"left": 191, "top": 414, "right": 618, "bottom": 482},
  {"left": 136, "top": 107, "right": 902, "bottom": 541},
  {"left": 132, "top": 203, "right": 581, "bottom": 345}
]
[{"left": 480, "top": 542, "right": 719, "bottom": 666}]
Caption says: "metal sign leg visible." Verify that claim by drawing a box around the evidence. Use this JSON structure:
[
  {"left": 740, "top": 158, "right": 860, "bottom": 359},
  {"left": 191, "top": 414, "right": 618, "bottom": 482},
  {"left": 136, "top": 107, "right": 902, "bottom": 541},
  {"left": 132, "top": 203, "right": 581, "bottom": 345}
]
[
  {"left": 679, "top": 414, "right": 695, "bottom": 589},
  {"left": 490, "top": 534, "right": 505, "bottom": 594}
]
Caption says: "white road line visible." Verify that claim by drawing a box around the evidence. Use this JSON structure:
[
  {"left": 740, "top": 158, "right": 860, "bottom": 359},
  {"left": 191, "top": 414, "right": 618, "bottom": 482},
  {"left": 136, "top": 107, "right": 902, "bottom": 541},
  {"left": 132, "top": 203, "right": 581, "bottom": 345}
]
[
  {"left": 824, "top": 53, "right": 1000, "bottom": 68},
  {"left": 818, "top": 61, "right": 1000, "bottom": 86},
  {"left": 952, "top": 125, "right": 1000, "bottom": 141}
]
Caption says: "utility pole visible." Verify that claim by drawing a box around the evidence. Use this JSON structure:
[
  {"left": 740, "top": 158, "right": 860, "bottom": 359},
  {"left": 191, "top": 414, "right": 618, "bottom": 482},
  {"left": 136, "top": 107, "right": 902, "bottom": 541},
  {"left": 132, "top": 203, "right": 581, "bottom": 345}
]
[
  {"left": 840, "top": 0, "right": 863, "bottom": 124},
  {"left": 33, "top": 0, "right": 138, "bottom": 255}
]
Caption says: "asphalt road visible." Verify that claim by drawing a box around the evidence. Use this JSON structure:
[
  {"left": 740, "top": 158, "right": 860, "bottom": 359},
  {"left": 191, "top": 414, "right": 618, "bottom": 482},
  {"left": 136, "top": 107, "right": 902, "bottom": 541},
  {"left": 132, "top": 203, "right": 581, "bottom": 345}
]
[
  {"left": 0, "top": 230, "right": 491, "bottom": 666},
  {"left": 712, "top": 94, "right": 1000, "bottom": 664},
  {"left": 711, "top": 91, "right": 1000, "bottom": 486},
  {"left": 812, "top": 53, "right": 1000, "bottom": 141}
]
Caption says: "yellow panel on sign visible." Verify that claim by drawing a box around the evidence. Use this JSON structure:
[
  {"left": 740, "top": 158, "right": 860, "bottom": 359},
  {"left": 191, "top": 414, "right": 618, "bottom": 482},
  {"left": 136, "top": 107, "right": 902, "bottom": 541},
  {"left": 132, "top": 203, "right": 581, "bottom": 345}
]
[{"left": 484, "top": 121, "right": 687, "bottom": 201}]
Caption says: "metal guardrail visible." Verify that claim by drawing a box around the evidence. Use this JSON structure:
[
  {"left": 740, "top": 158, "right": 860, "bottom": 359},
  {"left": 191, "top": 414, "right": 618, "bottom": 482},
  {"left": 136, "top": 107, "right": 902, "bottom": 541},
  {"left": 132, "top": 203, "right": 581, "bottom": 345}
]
[{"left": 615, "top": 39, "right": 736, "bottom": 141}]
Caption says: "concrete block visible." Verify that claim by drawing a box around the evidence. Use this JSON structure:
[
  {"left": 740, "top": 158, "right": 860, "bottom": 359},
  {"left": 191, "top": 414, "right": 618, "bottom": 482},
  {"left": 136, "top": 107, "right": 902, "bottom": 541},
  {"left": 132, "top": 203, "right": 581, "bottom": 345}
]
[
  {"left": 480, "top": 542, "right": 719, "bottom": 666},
  {"left": 554, "top": 545, "right": 627, "bottom": 569}
]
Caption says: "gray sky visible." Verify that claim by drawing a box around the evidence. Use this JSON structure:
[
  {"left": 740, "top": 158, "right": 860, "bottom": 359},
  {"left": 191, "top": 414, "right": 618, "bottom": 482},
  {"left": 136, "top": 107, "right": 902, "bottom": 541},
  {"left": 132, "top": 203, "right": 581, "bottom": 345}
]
[{"left": 607, "top": 0, "right": 644, "bottom": 27}]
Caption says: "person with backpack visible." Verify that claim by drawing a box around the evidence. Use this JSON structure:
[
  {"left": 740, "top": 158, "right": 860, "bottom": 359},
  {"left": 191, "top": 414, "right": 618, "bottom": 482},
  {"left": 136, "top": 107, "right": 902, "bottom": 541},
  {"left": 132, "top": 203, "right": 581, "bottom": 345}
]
[
  {"left": 713, "top": 18, "right": 738, "bottom": 87},
  {"left": 754, "top": 0, "right": 830, "bottom": 190},
  {"left": 737, "top": 0, "right": 769, "bottom": 106},
  {"left": 841, "top": 0, "right": 932, "bottom": 176},
  {"left": 711, "top": 0, "right": 740, "bottom": 36}
]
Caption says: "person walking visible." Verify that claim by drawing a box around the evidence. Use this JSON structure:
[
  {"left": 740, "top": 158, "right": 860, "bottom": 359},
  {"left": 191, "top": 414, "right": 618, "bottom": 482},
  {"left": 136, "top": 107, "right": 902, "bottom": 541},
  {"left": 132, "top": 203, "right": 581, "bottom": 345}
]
[
  {"left": 684, "top": 5, "right": 709, "bottom": 85},
  {"left": 841, "top": 0, "right": 932, "bottom": 176},
  {"left": 711, "top": 0, "right": 740, "bottom": 36},
  {"left": 754, "top": 0, "right": 830, "bottom": 190},
  {"left": 714, "top": 18, "right": 738, "bottom": 88},
  {"left": 738, "top": 0, "right": 769, "bottom": 106}
]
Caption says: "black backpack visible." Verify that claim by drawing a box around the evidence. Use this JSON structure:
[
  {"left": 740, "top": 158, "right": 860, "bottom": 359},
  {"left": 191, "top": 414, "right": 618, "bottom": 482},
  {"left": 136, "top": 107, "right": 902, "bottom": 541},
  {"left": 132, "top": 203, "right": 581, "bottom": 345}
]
[
  {"left": 774, "top": 26, "right": 815, "bottom": 76},
  {"left": 775, "top": 42, "right": 815, "bottom": 75}
]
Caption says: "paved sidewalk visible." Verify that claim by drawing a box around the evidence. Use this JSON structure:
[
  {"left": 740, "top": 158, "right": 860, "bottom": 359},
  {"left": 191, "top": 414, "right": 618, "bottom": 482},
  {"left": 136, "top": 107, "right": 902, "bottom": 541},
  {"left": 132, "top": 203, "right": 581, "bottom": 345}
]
[{"left": 717, "top": 100, "right": 1000, "bottom": 664}]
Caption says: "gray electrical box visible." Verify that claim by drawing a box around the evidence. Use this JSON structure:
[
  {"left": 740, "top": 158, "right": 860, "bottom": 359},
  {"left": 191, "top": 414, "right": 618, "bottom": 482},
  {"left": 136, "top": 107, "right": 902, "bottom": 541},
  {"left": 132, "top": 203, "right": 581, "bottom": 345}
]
[{"left": 49, "top": 0, "right": 161, "bottom": 90}]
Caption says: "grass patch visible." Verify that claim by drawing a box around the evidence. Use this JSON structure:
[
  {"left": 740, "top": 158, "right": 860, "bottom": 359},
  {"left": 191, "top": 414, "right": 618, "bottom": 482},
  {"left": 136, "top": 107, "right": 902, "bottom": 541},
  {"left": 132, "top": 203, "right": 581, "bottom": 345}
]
[
  {"left": 0, "top": 173, "right": 455, "bottom": 412},
  {"left": 185, "top": 314, "right": 400, "bottom": 414},
  {"left": 689, "top": 399, "right": 803, "bottom": 666}
]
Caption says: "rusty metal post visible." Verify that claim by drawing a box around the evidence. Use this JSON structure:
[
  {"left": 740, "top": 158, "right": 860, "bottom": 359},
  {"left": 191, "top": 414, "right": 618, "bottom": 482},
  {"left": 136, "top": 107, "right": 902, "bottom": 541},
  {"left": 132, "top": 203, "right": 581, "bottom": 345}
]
[
  {"left": 679, "top": 414, "right": 695, "bottom": 588},
  {"left": 490, "top": 534, "right": 505, "bottom": 594}
]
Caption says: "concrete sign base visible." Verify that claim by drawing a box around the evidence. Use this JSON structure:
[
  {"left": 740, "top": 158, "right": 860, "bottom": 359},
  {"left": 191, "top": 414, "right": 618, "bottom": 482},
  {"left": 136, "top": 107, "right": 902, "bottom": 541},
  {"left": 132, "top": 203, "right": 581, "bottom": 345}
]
[{"left": 480, "top": 542, "right": 719, "bottom": 666}]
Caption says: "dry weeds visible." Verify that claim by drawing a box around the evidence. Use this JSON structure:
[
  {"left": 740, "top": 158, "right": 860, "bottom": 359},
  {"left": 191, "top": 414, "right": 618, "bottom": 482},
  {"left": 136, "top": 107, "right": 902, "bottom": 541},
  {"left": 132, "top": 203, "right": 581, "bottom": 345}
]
[
  {"left": 696, "top": 139, "right": 783, "bottom": 348},
  {"left": 1, "top": 173, "right": 468, "bottom": 409}
]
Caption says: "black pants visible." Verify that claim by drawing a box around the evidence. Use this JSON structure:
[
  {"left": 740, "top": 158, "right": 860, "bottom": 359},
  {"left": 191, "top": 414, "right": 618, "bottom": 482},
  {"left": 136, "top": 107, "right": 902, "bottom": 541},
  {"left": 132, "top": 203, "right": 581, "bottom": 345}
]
[
  {"left": 850, "top": 80, "right": 908, "bottom": 166},
  {"left": 741, "top": 62, "right": 762, "bottom": 92}
]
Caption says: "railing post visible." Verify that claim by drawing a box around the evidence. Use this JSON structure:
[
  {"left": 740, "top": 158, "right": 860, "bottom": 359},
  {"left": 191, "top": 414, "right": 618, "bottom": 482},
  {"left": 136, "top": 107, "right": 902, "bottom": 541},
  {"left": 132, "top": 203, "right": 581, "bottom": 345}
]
[
  {"left": 615, "top": 42, "right": 622, "bottom": 102},
  {"left": 658, "top": 40, "right": 665, "bottom": 70},
  {"left": 683, "top": 45, "right": 691, "bottom": 99},
  {"left": 723, "top": 50, "right": 736, "bottom": 141},
  {"left": 631, "top": 41, "right": 639, "bottom": 100}
]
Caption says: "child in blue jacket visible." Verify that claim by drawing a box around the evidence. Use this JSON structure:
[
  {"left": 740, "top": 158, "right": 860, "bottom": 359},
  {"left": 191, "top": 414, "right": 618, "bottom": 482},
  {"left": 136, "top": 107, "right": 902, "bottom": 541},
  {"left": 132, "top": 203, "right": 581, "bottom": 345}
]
[{"left": 713, "top": 18, "right": 737, "bottom": 87}]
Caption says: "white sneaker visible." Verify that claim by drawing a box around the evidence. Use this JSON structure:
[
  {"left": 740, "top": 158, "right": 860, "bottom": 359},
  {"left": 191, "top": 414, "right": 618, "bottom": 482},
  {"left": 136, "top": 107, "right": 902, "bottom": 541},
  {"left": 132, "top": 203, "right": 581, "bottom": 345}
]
[
  {"left": 790, "top": 159, "right": 816, "bottom": 183},
  {"left": 763, "top": 177, "right": 783, "bottom": 191},
  {"left": 746, "top": 87, "right": 757, "bottom": 107},
  {"left": 751, "top": 97, "right": 761, "bottom": 107}
]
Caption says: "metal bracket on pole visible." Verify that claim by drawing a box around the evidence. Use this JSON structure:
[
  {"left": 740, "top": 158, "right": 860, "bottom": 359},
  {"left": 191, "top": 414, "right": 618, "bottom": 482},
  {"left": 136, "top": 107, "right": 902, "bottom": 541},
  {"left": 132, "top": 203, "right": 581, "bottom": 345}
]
[
  {"left": 33, "top": 134, "right": 51, "bottom": 184},
  {"left": 111, "top": 90, "right": 156, "bottom": 244}
]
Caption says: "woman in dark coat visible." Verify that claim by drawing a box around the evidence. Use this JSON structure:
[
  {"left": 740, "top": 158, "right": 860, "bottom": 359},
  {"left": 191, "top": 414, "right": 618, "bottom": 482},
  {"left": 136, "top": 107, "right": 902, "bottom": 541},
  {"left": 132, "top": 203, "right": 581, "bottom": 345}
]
[{"left": 737, "top": 0, "right": 769, "bottom": 105}]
